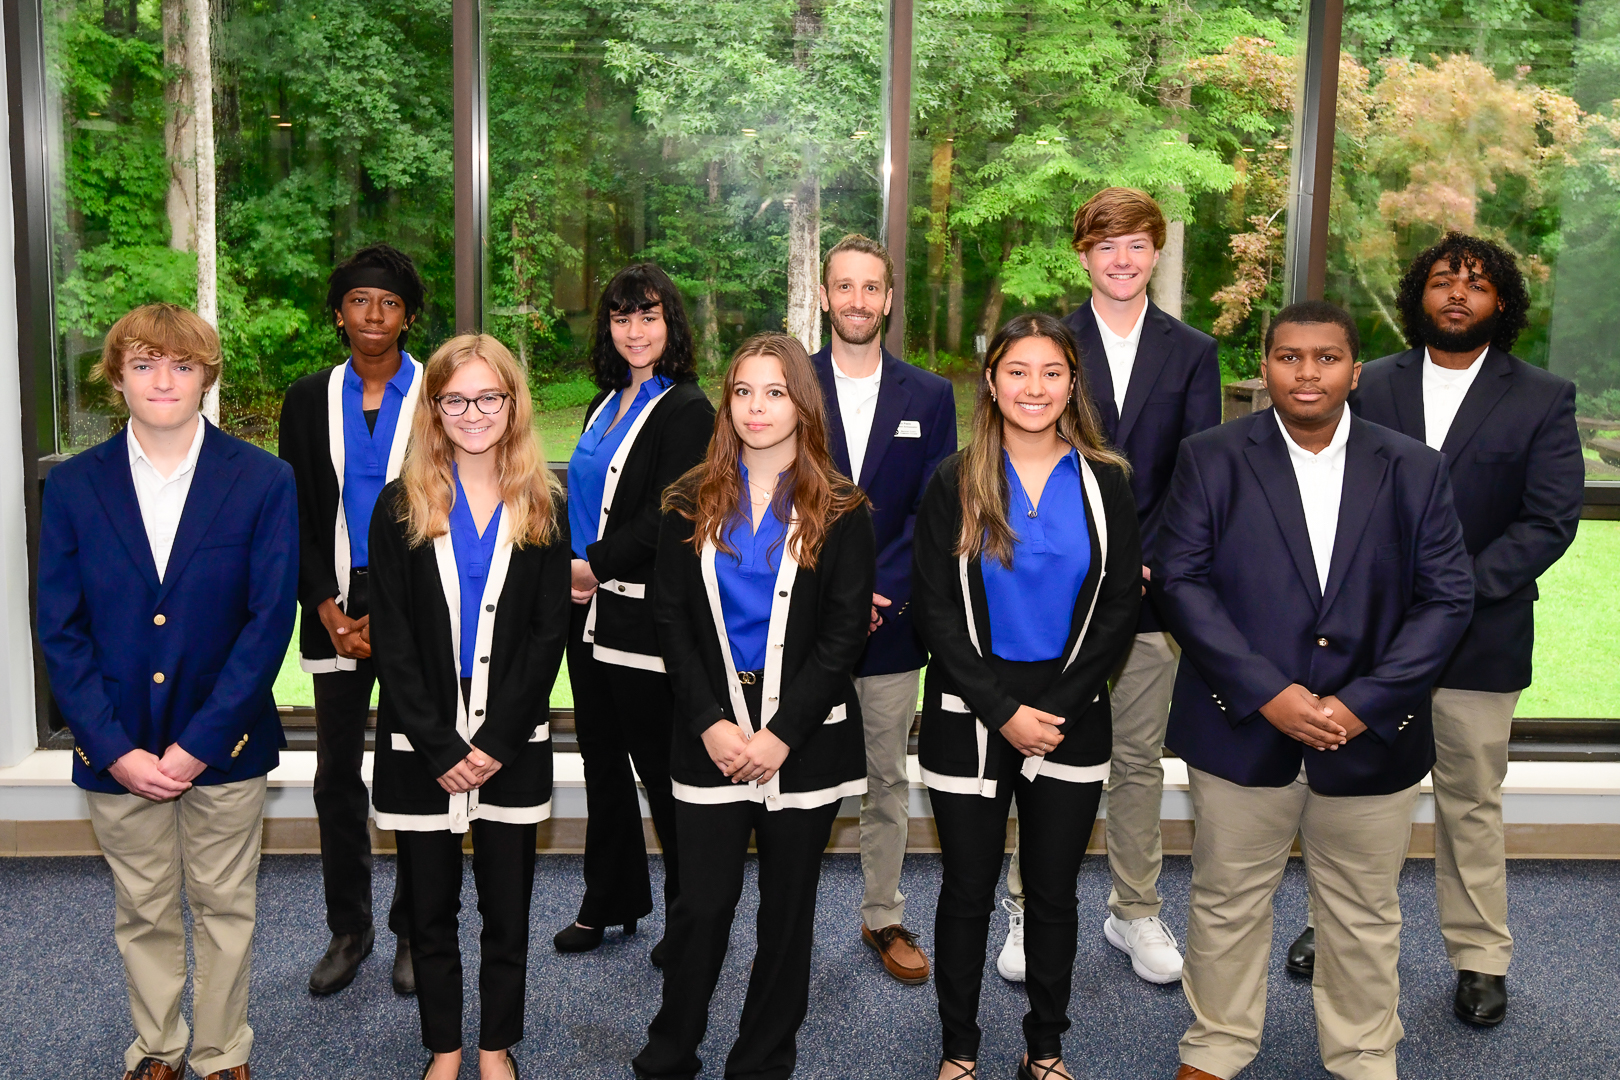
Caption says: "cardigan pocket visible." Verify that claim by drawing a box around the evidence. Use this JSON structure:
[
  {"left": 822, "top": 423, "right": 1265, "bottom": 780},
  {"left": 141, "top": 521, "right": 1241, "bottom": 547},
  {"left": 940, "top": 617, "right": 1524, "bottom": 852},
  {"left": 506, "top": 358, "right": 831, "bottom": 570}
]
[
  {"left": 823, "top": 703, "right": 848, "bottom": 724},
  {"left": 391, "top": 733, "right": 415, "bottom": 751},
  {"left": 529, "top": 723, "right": 550, "bottom": 742},
  {"left": 600, "top": 579, "right": 646, "bottom": 599}
]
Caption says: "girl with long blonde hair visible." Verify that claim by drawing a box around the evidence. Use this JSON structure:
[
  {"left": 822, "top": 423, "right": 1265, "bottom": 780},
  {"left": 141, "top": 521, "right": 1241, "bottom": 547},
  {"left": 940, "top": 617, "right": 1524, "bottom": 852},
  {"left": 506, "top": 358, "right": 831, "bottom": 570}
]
[
  {"left": 633, "top": 333, "right": 873, "bottom": 1080},
  {"left": 369, "top": 334, "right": 570, "bottom": 1080},
  {"left": 911, "top": 313, "right": 1142, "bottom": 1080}
]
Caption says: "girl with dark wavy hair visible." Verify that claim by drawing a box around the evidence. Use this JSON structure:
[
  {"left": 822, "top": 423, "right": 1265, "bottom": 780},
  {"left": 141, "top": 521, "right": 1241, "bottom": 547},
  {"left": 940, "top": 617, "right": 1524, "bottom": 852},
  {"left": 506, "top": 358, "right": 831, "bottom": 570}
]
[
  {"left": 556, "top": 263, "right": 715, "bottom": 961},
  {"left": 632, "top": 333, "right": 872, "bottom": 1080},
  {"left": 912, "top": 313, "right": 1141, "bottom": 1080}
]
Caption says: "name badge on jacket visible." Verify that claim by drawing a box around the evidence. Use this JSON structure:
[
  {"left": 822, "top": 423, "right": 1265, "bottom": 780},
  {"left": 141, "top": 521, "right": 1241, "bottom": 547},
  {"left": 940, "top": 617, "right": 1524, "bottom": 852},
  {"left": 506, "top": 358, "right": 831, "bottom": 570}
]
[{"left": 896, "top": 420, "right": 922, "bottom": 438}]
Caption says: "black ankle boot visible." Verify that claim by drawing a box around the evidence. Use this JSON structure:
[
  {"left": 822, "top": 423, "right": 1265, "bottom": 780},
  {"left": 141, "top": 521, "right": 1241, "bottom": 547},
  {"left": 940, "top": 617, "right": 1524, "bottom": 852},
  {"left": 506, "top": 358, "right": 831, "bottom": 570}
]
[{"left": 553, "top": 919, "right": 637, "bottom": 953}]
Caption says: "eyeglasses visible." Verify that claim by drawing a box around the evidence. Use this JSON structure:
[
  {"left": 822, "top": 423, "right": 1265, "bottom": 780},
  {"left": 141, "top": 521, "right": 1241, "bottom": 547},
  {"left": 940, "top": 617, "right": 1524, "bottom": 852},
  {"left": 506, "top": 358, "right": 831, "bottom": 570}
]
[{"left": 435, "top": 392, "right": 509, "bottom": 416}]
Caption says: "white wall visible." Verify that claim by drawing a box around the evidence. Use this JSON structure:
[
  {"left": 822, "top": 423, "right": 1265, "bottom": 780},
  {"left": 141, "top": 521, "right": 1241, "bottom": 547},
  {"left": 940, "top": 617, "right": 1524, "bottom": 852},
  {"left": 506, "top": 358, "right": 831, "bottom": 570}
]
[{"left": 0, "top": 12, "right": 43, "bottom": 767}]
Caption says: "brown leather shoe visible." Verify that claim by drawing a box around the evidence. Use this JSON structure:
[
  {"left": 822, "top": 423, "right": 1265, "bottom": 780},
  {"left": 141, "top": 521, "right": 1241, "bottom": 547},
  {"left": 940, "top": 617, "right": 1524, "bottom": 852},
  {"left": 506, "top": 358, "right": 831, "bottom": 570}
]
[
  {"left": 201, "top": 1067, "right": 250, "bottom": 1080},
  {"left": 861, "top": 923, "right": 930, "bottom": 984},
  {"left": 123, "top": 1060, "right": 180, "bottom": 1080},
  {"left": 1174, "top": 1066, "right": 1224, "bottom": 1080}
]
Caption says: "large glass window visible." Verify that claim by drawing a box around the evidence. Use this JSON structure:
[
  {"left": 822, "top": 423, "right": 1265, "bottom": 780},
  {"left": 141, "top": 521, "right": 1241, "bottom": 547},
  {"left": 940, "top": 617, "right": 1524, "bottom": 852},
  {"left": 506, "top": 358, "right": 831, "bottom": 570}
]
[
  {"left": 905, "top": 0, "right": 1304, "bottom": 427},
  {"left": 484, "top": 0, "right": 886, "bottom": 460}
]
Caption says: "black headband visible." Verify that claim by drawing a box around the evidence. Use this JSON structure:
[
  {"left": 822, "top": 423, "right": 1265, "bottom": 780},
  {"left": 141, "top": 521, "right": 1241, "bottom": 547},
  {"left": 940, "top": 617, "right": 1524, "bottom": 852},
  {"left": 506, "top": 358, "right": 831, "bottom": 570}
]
[{"left": 333, "top": 264, "right": 413, "bottom": 306}]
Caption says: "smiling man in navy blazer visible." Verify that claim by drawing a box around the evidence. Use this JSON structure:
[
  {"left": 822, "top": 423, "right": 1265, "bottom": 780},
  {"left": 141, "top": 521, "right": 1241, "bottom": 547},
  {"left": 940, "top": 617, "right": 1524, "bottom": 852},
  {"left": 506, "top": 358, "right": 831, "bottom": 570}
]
[
  {"left": 1325, "top": 234, "right": 1581, "bottom": 1027},
  {"left": 1152, "top": 302, "right": 1474, "bottom": 1080},
  {"left": 811, "top": 234, "right": 956, "bottom": 985},
  {"left": 37, "top": 304, "right": 297, "bottom": 1080}
]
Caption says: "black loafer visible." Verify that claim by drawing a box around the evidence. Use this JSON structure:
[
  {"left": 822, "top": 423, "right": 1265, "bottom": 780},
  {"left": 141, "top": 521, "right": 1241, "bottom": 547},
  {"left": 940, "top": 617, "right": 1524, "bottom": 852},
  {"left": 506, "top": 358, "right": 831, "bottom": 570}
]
[
  {"left": 650, "top": 936, "right": 668, "bottom": 969},
  {"left": 1286, "top": 927, "right": 1315, "bottom": 978},
  {"left": 309, "top": 925, "right": 375, "bottom": 995},
  {"left": 554, "top": 918, "right": 636, "bottom": 953},
  {"left": 1454, "top": 970, "right": 1507, "bottom": 1026},
  {"left": 393, "top": 936, "right": 416, "bottom": 995}
]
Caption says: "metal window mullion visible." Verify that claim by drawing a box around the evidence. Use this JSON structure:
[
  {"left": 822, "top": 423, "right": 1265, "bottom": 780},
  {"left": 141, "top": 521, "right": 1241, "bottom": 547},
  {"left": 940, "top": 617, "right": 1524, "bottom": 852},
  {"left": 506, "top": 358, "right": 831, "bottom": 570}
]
[
  {"left": 882, "top": 0, "right": 912, "bottom": 359},
  {"left": 1283, "top": 0, "right": 1343, "bottom": 304},
  {"left": 454, "top": 0, "right": 488, "bottom": 334}
]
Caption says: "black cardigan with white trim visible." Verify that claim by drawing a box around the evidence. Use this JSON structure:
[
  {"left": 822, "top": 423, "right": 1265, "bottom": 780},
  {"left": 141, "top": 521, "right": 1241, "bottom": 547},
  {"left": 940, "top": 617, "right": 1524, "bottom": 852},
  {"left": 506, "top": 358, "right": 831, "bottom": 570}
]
[
  {"left": 654, "top": 496, "right": 874, "bottom": 809},
  {"left": 367, "top": 481, "right": 571, "bottom": 832},
  {"left": 912, "top": 451, "right": 1141, "bottom": 797},
  {"left": 278, "top": 358, "right": 424, "bottom": 671},
  {"left": 579, "top": 380, "right": 716, "bottom": 669}
]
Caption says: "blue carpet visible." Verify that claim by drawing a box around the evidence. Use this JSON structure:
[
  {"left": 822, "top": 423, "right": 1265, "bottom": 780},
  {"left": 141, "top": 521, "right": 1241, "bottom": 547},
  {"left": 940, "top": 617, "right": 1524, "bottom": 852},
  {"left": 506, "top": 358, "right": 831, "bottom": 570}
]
[{"left": 1, "top": 852, "right": 1616, "bottom": 1078}]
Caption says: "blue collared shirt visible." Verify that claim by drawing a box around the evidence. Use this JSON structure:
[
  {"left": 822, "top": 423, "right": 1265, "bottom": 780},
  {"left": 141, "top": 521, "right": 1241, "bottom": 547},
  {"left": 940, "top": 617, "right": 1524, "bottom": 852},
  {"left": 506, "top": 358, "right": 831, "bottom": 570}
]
[
  {"left": 449, "top": 469, "right": 503, "bottom": 679},
  {"left": 342, "top": 356, "right": 416, "bottom": 567},
  {"left": 567, "top": 375, "right": 673, "bottom": 560},
  {"left": 981, "top": 448, "right": 1091, "bottom": 662},
  {"left": 715, "top": 464, "right": 789, "bottom": 672}
]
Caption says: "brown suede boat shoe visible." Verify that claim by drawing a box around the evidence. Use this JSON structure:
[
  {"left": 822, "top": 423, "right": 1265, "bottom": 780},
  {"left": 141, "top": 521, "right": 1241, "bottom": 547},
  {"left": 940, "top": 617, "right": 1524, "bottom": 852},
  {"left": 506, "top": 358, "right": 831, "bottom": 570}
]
[{"left": 861, "top": 922, "right": 931, "bottom": 984}]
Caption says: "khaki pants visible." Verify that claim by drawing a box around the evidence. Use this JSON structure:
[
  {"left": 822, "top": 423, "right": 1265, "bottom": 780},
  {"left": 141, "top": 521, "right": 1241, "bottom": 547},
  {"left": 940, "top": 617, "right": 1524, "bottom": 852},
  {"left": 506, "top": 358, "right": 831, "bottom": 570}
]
[
  {"left": 1180, "top": 768, "right": 1417, "bottom": 1080},
  {"left": 87, "top": 777, "right": 267, "bottom": 1077},
  {"left": 1432, "top": 687, "right": 1519, "bottom": 975},
  {"left": 857, "top": 669, "right": 921, "bottom": 929},
  {"left": 1007, "top": 632, "right": 1178, "bottom": 913}
]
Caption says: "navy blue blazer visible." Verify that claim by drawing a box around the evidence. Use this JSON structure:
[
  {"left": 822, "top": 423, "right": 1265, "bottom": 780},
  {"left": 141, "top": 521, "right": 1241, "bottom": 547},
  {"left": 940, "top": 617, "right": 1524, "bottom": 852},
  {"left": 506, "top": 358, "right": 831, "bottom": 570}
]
[
  {"left": 1351, "top": 347, "right": 1584, "bottom": 693},
  {"left": 812, "top": 345, "right": 957, "bottom": 675},
  {"left": 1150, "top": 410, "right": 1474, "bottom": 796},
  {"left": 1062, "top": 299, "right": 1220, "bottom": 632},
  {"left": 37, "top": 423, "right": 298, "bottom": 794}
]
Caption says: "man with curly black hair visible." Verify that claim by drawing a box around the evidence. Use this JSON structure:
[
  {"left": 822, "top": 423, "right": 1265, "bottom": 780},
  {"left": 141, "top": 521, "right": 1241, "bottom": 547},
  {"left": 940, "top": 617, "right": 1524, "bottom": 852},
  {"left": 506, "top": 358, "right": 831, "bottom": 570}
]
[
  {"left": 1283, "top": 234, "right": 1584, "bottom": 1029},
  {"left": 278, "top": 242, "right": 430, "bottom": 998}
]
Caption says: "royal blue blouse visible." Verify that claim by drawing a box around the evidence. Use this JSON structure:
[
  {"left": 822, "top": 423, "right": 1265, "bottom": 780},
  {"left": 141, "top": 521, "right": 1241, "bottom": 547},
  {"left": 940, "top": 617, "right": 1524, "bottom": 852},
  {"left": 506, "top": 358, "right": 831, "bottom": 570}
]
[
  {"left": 715, "top": 464, "right": 789, "bottom": 673},
  {"left": 341, "top": 356, "right": 415, "bottom": 568},
  {"left": 981, "top": 448, "right": 1092, "bottom": 663},
  {"left": 449, "top": 469, "right": 503, "bottom": 679},
  {"left": 567, "top": 375, "right": 672, "bottom": 560}
]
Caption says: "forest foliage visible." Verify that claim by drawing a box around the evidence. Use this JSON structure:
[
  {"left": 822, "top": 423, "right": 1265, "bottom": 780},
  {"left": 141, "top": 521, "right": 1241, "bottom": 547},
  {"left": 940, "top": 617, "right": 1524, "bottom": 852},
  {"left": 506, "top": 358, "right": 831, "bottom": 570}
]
[{"left": 42, "top": 0, "right": 1620, "bottom": 447}]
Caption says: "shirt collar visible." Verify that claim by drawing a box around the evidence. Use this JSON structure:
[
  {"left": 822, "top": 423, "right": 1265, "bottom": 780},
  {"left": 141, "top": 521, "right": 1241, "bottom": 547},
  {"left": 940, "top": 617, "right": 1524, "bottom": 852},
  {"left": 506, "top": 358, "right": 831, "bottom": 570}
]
[
  {"left": 1092, "top": 297, "right": 1147, "bottom": 348},
  {"left": 127, "top": 415, "right": 206, "bottom": 483},
  {"left": 634, "top": 373, "right": 673, "bottom": 400},
  {"left": 1274, "top": 405, "right": 1351, "bottom": 464},
  {"left": 1422, "top": 346, "right": 1486, "bottom": 379},
  {"left": 343, "top": 355, "right": 416, "bottom": 395}
]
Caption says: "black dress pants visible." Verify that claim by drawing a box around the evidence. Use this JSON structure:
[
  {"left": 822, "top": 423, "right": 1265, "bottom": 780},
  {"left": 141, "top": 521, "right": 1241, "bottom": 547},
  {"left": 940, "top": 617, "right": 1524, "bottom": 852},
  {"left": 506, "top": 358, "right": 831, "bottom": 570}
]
[
  {"left": 397, "top": 819, "right": 538, "bottom": 1054},
  {"left": 632, "top": 796, "right": 841, "bottom": 1080},
  {"left": 568, "top": 602, "right": 681, "bottom": 927},
  {"left": 311, "top": 568, "right": 409, "bottom": 938},
  {"left": 931, "top": 657, "right": 1106, "bottom": 1063}
]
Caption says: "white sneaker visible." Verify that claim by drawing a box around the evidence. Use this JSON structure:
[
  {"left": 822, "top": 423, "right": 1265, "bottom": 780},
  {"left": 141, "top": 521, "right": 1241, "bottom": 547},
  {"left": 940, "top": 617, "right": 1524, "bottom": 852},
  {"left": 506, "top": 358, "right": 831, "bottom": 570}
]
[
  {"left": 1103, "top": 914, "right": 1184, "bottom": 984},
  {"left": 996, "top": 898, "right": 1026, "bottom": 982}
]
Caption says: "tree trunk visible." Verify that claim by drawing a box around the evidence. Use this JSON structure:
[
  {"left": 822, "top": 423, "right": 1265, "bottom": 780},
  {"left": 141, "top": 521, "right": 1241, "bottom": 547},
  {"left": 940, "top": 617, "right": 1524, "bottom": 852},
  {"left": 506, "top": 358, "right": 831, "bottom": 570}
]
[
  {"left": 946, "top": 234, "right": 964, "bottom": 356},
  {"left": 184, "top": 0, "right": 219, "bottom": 422},
  {"left": 977, "top": 230, "right": 1017, "bottom": 352},
  {"left": 786, "top": 174, "right": 821, "bottom": 354},
  {"left": 1152, "top": 219, "right": 1185, "bottom": 320},
  {"left": 927, "top": 138, "right": 953, "bottom": 364},
  {"left": 162, "top": 0, "right": 196, "bottom": 253},
  {"left": 701, "top": 160, "right": 722, "bottom": 371}
]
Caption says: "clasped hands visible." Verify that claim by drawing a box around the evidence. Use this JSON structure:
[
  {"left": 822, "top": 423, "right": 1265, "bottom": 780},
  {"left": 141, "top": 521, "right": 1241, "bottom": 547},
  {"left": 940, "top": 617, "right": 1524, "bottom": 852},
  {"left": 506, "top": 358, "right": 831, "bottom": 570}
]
[
  {"left": 110, "top": 744, "right": 207, "bottom": 801},
  {"left": 701, "top": 721, "right": 790, "bottom": 785},
  {"left": 1260, "top": 683, "right": 1368, "bottom": 750},
  {"left": 1001, "top": 704, "right": 1066, "bottom": 757},
  {"left": 438, "top": 748, "right": 503, "bottom": 794},
  {"left": 318, "top": 597, "right": 371, "bottom": 660}
]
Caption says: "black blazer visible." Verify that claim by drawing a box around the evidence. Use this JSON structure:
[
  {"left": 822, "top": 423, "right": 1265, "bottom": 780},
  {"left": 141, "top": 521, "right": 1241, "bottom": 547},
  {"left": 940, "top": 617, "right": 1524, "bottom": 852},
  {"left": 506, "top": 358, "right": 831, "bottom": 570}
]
[
  {"left": 278, "top": 359, "right": 425, "bottom": 669},
  {"left": 1150, "top": 410, "right": 1475, "bottom": 796},
  {"left": 1063, "top": 299, "right": 1221, "bottom": 633},
  {"left": 654, "top": 497, "right": 873, "bottom": 808},
  {"left": 811, "top": 345, "right": 957, "bottom": 675},
  {"left": 367, "top": 482, "right": 571, "bottom": 830},
  {"left": 579, "top": 380, "right": 716, "bottom": 668},
  {"left": 911, "top": 452, "right": 1141, "bottom": 796},
  {"left": 1350, "top": 347, "right": 1584, "bottom": 692}
]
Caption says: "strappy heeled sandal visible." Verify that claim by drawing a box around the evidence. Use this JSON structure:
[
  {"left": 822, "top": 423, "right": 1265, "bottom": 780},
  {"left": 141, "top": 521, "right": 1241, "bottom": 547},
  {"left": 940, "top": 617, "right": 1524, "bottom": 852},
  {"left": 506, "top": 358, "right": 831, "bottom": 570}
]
[
  {"left": 939, "top": 1058, "right": 979, "bottom": 1080},
  {"left": 1017, "top": 1056, "right": 1073, "bottom": 1080}
]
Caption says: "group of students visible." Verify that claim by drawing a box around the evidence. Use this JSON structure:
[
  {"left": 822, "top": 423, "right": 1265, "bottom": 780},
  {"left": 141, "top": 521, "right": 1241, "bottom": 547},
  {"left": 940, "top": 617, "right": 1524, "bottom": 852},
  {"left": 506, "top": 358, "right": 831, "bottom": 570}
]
[{"left": 35, "top": 186, "right": 1585, "bottom": 1080}]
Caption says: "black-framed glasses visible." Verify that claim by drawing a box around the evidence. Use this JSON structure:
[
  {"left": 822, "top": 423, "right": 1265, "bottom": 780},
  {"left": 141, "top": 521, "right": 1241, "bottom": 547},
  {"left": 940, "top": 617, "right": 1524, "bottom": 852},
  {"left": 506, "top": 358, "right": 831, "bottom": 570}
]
[{"left": 435, "top": 392, "right": 510, "bottom": 416}]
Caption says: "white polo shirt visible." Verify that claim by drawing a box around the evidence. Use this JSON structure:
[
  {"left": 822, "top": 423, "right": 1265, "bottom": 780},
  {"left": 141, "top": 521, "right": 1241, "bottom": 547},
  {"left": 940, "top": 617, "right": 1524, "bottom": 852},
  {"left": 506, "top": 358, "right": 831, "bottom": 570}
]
[{"left": 127, "top": 416, "right": 206, "bottom": 582}]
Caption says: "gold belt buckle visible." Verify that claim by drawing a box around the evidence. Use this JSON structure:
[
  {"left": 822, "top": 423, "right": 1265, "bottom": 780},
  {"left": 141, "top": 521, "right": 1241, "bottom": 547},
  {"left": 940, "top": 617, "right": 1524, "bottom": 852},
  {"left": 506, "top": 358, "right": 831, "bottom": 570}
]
[{"left": 738, "top": 671, "right": 758, "bottom": 685}]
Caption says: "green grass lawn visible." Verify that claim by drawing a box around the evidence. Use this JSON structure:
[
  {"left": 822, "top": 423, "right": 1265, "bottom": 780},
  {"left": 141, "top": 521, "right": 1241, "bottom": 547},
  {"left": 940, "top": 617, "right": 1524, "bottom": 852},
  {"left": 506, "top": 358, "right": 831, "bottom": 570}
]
[{"left": 270, "top": 393, "right": 1619, "bottom": 718}]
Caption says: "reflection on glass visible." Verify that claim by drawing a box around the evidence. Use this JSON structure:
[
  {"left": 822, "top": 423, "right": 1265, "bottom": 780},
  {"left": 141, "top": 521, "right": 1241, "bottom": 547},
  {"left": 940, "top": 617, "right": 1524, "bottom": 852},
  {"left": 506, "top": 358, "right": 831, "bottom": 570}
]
[
  {"left": 904, "top": 1, "right": 1302, "bottom": 376},
  {"left": 43, "top": 0, "right": 453, "bottom": 452},
  {"left": 1324, "top": 3, "right": 1620, "bottom": 479},
  {"left": 484, "top": 0, "right": 884, "bottom": 381}
]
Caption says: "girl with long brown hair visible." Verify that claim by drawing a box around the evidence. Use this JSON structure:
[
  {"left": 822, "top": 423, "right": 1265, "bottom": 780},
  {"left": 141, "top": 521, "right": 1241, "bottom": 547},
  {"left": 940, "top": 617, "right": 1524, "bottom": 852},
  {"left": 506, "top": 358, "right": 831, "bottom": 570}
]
[
  {"left": 368, "top": 334, "right": 570, "bottom": 1080},
  {"left": 632, "top": 333, "right": 873, "bottom": 1080},
  {"left": 911, "top": 313, "right": 1142, "bottom": 1080}
]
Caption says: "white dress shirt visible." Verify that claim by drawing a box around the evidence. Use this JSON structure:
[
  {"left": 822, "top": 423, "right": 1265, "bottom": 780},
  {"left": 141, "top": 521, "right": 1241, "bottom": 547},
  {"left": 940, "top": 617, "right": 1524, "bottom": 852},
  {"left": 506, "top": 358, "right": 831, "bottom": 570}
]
[
  {"left": 1275, "top": 407, "right": 1351, "bottom": 593},
  {"left": 1093, "top": 297, "right": 1147, "bottom": 413},
  {"left": 1421, "top": 347, "right": 1486, "bottom": 450},
  {"left": 832, "top": 358, "right": 883, "bottom": 483},
  {"left": 127, "top": 416, "right": 207, "bottom": 582}
]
